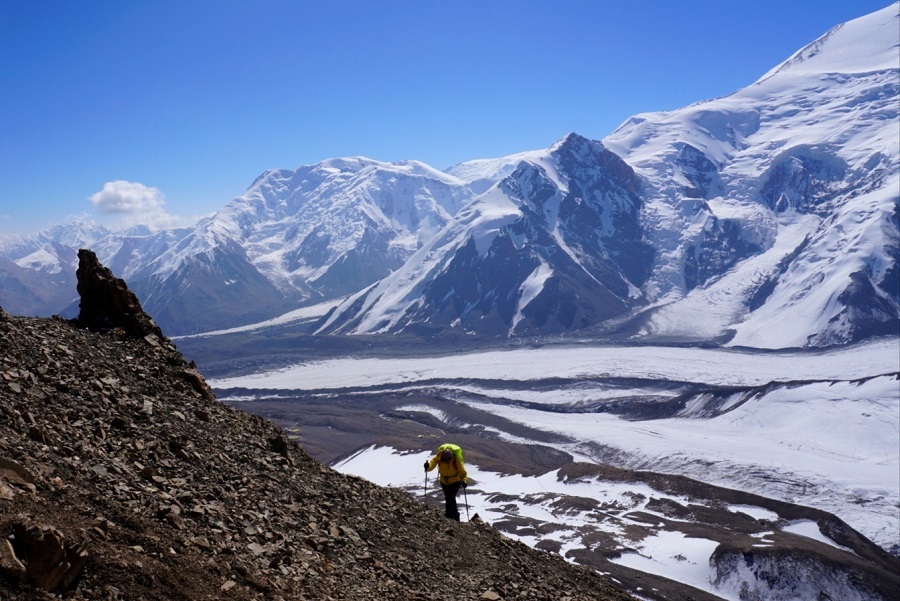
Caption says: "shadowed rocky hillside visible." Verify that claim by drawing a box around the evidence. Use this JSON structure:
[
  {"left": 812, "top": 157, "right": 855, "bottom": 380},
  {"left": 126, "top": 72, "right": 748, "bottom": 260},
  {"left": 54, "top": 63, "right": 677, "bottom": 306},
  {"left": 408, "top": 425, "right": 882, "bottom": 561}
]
[{"left": 0, "top": 250, "right": 635, "bottom": 600}]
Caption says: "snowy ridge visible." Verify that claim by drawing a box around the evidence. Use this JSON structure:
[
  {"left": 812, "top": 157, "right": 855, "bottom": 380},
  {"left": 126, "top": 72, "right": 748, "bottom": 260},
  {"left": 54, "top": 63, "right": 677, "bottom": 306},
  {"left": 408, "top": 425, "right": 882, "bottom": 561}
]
[
  {"left": 756, "top": 2, "right": 900, "bottom": 82},
  {"left": 445, "top": 148, "right": 546, "bottom": 193}
]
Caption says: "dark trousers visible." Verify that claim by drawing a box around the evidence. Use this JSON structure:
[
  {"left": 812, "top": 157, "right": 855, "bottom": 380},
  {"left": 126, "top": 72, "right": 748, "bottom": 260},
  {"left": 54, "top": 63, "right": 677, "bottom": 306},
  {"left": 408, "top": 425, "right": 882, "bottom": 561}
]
[{"left": 441, "top": 482, "right": 462, "bottom": 521}]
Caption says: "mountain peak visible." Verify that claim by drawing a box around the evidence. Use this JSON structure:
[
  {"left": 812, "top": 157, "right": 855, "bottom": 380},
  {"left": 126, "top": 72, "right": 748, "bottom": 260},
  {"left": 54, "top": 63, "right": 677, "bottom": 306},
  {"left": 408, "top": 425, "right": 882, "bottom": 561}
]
[
  {"left": 756, "top": 2, "right": 899, "bottom": 84},
  {"left": 547, "top": 132, "right": 621, "bottom": 172},
  {"left": 548, "top": 132, "right": 597, "bottom": 154}
]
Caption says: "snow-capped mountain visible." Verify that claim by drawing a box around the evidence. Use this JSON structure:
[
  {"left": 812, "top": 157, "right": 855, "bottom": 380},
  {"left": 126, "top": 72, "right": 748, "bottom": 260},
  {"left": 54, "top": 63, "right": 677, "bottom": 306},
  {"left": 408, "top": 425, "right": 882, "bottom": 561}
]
[
  {"left": 120, "top": 158, "right": 471, "bottom": 334},
  {"left": 316, "top": 133, "right": 654, "bottom": 336},
  {"left": 1, "top": 4, "right": 897, "bottom": 346},
  {"left": 0, "top": 222, "right": 111, "bottom": 317},
  {"left": 318, "top": 3, "right": 900, "bottom": 346},
  {"left": 1, "top": 158, "right": 473, "bottom": 334},
  {"left": 216, "top": 158, "right": 468, "bottom": 296},
  {"left": 601, "top": 2, "right": 900, "bottom": 348}
]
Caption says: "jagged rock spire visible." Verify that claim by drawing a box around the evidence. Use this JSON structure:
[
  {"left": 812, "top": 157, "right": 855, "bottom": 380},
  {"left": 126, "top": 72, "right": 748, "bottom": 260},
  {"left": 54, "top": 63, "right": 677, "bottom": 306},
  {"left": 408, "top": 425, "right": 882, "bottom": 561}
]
[{"left": 74, "top": 248, "right": 165, "bottom": 340}]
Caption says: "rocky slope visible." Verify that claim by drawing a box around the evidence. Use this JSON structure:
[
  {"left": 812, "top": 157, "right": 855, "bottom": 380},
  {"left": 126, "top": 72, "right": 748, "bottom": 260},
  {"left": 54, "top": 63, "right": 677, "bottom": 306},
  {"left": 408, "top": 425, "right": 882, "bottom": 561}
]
[{"left": 0, "top": 252, "right": 634, "bottom": 600}]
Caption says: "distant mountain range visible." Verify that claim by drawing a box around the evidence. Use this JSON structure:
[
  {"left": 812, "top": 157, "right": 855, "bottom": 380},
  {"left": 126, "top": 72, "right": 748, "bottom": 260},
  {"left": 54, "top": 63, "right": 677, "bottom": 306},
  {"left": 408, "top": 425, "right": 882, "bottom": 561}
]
[{"left": 2, "top": 4, "right": 898, "bottom": 346}]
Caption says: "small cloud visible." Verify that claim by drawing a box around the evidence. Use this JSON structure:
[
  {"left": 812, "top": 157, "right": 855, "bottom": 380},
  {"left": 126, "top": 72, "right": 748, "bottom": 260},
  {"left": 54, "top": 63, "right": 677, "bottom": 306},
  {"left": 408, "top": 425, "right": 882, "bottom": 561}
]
[
  {"left": 89, "top": 180, "right": 165, "bottom": 214},
  {"left": 88, "top": 180, "right": 182, "bottom": 229}
]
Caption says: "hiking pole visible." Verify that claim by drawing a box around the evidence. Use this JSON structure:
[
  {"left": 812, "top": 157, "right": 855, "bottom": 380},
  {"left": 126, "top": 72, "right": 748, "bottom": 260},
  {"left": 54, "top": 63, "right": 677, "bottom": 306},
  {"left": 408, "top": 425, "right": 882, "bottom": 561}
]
[{"left": 463, "top": 485, "right": 470, "bottom": 520}]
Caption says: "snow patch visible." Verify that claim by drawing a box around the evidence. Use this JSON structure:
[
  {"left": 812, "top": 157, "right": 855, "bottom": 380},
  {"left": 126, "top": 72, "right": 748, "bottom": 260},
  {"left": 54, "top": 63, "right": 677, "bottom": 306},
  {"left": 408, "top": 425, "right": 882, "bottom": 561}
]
[{"left": 510, "top": 262, "right": 553, "bottom": 333}]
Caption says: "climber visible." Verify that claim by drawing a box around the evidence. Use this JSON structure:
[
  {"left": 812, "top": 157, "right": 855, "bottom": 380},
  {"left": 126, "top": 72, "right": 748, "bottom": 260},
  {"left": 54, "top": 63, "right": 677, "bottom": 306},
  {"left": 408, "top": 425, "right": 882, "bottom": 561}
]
[{"left": 424, "top": 443, "right": 468, "bottom": 521}]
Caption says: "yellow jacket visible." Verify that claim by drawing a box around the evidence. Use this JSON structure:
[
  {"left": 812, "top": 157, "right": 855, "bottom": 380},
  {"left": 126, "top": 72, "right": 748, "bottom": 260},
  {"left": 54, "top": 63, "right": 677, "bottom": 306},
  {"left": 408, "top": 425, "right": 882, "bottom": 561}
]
[{"left": 426, "top": 444, "right": 468, "bottom": 486}]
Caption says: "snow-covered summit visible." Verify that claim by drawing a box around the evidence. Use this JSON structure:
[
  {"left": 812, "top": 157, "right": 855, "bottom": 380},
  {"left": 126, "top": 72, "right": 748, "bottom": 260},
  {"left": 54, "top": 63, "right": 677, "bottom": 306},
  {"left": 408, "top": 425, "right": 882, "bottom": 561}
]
[
  {"left": 595, "top": 3, "right": 899, "bottom": 347},
  {"left": 611, "top": 3, "right": 899, "bottom": 169},
  {"left": 317, "top": 132, "right": 651, "bottom": 336},
  {"left": 757, "top": 2, "right": 899, "bottom": 82}
]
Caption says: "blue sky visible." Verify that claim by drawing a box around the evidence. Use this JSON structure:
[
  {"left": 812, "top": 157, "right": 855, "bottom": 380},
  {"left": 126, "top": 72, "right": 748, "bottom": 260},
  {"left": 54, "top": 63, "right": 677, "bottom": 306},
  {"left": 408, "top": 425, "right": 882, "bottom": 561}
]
[{"left": 0, "top": 1, "right": 891, "bottom": 234}]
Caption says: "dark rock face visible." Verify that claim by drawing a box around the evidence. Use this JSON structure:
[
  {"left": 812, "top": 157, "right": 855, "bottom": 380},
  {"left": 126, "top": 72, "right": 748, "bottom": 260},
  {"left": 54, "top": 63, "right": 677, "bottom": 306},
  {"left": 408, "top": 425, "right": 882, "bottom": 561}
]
[
  {"left": 878, "top": 201, "right": 900, "bottom": 306},
  {"left": 711, "top": 543, "right": 897, "bottom": 601},
  {"left": 676, "top": 143, "right": 722, "bottom": 199},
  {"left": 759, "top": 145, "right": 849, "bottom": 214},
  {"left": 544, "top": 134, "right": 654, "bottom": 290},
  {"left": 345, "top": 135, "right": 655, "bottom": 337},
  {"left": 747, "top": 236, "right": 812, "bottom": 312},
  {"left": 73, "top": 248, "right": 164, "bottom": 340},
  {"left": 0, "top": 297, "right": 634, "bottom": 599},
  {"left": 310, "top": 226, "right": 407, "bottom": 296},
  {"left": 420, "top": 235, "right": 537, "bottom": 333},
  {"left": 0, "top": 519, "right": 88, "bottom": 594},
  {"left": 816, "top": 269, "right": 900, "bottom": 344},
  {"left": 684, "top": 217, "right": 764, "bottom": 290},
  {"left": 286, "top": 226, "right": 333, "bottom": 271}
]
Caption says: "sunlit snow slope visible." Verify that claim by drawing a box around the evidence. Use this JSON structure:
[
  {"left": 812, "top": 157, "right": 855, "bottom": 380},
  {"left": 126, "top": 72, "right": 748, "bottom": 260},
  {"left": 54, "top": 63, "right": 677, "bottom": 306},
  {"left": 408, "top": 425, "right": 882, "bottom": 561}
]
[{"left": 603, "top": 3, "right": 900, "bottom": 348}]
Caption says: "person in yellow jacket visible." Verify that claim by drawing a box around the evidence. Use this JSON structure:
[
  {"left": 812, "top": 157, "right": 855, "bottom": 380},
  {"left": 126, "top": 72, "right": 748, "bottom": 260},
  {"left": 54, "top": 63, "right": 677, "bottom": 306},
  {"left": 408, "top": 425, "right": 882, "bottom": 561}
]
[{"left": 424, "top": 443, "right": 468, "bottom": 521}]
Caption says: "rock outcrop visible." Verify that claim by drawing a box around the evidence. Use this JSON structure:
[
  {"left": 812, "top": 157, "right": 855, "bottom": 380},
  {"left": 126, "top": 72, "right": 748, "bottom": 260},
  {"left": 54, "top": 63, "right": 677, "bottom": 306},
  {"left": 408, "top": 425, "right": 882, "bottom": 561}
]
[
  {"left": 74, "top": 248, "right": 164, "bottom": 340},
  {"left": 0, "top": 519, "right": 88, "bottom": 594},
  {"left": 0, "top": 257, "right": 635, "bottom": 600}
]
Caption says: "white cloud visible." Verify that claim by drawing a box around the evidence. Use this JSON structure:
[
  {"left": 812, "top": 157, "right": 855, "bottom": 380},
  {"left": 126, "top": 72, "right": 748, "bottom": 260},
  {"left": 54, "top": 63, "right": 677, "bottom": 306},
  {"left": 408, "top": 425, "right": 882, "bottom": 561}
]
[
  {"left": 88, "top": 180, "right": 182, "bottom": 229},
  {"left": 89, "top": 180, "right": 165, "bottom": 214}
]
